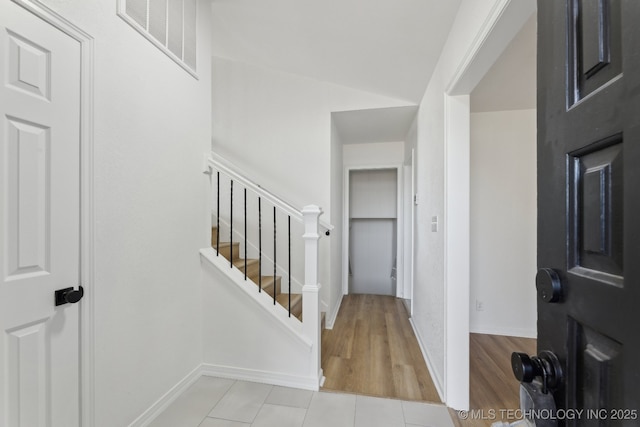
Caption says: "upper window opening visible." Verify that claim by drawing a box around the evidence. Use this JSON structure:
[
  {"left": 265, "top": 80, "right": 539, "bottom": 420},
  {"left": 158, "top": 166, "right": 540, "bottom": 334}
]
[{"left": 118, "top": 0, "right": 197, "bottom": 78}]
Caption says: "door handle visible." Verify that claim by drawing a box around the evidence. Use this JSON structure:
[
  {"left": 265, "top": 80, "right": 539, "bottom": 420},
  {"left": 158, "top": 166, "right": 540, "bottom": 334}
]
[
  {"left": 55, "top": 286, "right": 84, "bottom": 306},
  {"left": 511, "top": 350, "right": 563, "bottom": 394},
  {"left": 536, "top": 268, "right": 563, "bottom": 303}
]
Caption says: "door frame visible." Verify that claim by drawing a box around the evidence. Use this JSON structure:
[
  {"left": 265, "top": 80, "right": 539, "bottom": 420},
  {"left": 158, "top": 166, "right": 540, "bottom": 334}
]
[
  {"left": 11, "top": 0, "right": 95, "bottom": 424},
  {"left": 441, "top": 0, "right": 536, "bottom": 409},
  {"left": 342, "top": 164, "right": 404, "bottom": 298},
  {"left": 404, "top": 149, "right": 415, "bottom": 315}
]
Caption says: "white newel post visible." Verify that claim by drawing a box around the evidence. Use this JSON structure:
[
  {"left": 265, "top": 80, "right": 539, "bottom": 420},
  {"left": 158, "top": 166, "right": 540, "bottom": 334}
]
[{"left": 302, "top": 205, "right": 323, "bottom": 386}]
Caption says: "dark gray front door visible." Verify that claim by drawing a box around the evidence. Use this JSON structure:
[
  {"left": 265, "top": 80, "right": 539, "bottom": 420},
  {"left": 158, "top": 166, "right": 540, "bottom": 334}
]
[{"left": 533, "top": 0, "right": 640, "bottom": 424}]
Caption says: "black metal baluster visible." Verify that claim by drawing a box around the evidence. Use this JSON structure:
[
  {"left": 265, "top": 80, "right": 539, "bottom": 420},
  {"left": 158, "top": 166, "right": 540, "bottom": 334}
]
[
  {"left": 244, "top": 188, "right": 247, "bottom": 281},
  {"left": 273, "top": 207, "right": 277, "bottom": 306},
  {"left": 288, "top": 215, "right": 291, "bottom": 317},
  {"left": 230, "top": 180, "right": 233, "bottom": 268},
  {"left": 216, "top": 171, "right": 220, "bottom": 256},
  {"left": 258, "top": 197, "right": 262, "bottom": 293}
]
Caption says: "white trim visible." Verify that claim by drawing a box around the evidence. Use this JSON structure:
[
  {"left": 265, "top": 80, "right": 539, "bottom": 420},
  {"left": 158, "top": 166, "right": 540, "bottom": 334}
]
[
  {"left": 409, "top": 148, "right": 415, "bottom": 315},
  {"left": 324, "top": 292, "right": 343, "bottom": 330},
  {"left": 200, "top": 248, "right": 313, "bottom": 349},
  {"left": 440, "top": 0, "right": 536, "bottom": 411},
  {"left": 200, "top": 364, "right": 322, "bottom": 391},
  {"left": 116, "top": 0, "right": 198, "bottom": 79},
  {"left": 396, "top": 166, "right": 405, "bottom": 298},
  {"left": 409, "top": 318, "right": 445, "bottom": 402},
  {"left": 443, "top": 94, "right": 470, "bottom": 410},
  {"left": 128, "top": 365, "right": 203, "bottom": 427},
  {"left": 342, "top": 164, "right": 404, "bottom": 297},
  {"left": 446, "top": 0, "right": 535, "bottom": 95},
  {"left": 469, "top": 325, "right": 537, "bottom": 339},
  {"left": 446, "top": 0, "right": 511, "bottom": 94},
  {"left": 10, "top": 1, "right": 96, "bottom": 424}
]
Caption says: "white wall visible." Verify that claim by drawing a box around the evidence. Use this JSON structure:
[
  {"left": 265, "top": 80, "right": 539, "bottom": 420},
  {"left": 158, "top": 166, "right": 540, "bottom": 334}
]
[
  {"left": 211, "top": 57, "right": 410, "bottom": 324},
  {"left": 343, "top": 141, "right": 405, "bottom": 167},
  {"left": 201, "top": 258, "right": 317, "bottom": 387},
  {"left": 411, "top": 0, "right": 535, "bottom": 406},
  {"left": 470, "top": 110, "right": 537, "bottom": 337},
  {"left": 36, "top": 1, "right": 211, "bottom": 425},
  {"left": 349, "top": 169, "right": 397, "bottom": 218}
]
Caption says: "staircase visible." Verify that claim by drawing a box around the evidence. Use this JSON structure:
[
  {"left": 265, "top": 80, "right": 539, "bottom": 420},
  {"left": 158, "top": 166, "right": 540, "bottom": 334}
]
[
  {"left": 211, "top": 226, "right": 303, "bottom": 320},
  {"left": 202, "top": 152, "right": 328, "bottom": 389}
]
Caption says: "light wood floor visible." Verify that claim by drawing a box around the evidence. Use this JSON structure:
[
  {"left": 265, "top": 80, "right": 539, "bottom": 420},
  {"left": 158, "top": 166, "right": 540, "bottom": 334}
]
[
  {"left": 321, "top": 294, "right": 441, "bottom": 402},
  {"left": 321, "top": 294, "right": 537, "bottom": 427},
  {"left": 449, "top": 333, "right": 537, "bottom": 427}
]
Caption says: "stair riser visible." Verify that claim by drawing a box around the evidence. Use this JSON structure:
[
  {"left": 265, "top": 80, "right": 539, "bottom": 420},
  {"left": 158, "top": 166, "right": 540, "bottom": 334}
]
[
  {"left": 217, "top": 244, "right": 240, "bottom": 261},
  {"left": 240, "top": 263, "right": 261, "bottom": 281},
  {"left": 277, "top": 295, "right": 302, "bottom": 320},
  {"left": 259, "top": 277, "right": 281, "bottom": 298}
]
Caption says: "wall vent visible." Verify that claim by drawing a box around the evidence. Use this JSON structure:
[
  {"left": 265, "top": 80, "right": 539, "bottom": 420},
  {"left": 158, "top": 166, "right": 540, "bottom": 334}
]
[{"left": 118, "top": 0, "right": 197, "bottom": 77}]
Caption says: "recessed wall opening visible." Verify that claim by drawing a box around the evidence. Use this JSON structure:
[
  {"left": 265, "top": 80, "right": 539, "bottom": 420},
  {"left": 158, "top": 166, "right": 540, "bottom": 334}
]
[{"left": 348, "top": 168, "right": 398, "bottom": 296}]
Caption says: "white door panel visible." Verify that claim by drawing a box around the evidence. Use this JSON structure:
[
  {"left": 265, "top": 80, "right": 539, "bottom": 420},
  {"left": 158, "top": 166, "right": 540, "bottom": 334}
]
[{"left": 0, "top": 2, "right": 81, "bottom": 426}]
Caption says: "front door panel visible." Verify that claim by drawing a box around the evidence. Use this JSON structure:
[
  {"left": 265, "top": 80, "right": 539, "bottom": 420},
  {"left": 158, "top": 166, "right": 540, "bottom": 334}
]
[{"left": 537, "top": 0, "right": 640, "bottom": 424}]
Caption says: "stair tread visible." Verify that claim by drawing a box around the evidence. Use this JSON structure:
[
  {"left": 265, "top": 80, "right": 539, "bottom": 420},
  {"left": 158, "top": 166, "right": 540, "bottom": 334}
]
[
  {"left": 276, "top": 293, "right": 301, "bottom": 304},
  {"left": 232, "top": 258, "right": 259, "bottom": 267},
  {"left": 261, "top": 275, "right": 281, "bottom": 284},
  {"left": 214, "top": 241, "right": 238, "bottom": 248}
]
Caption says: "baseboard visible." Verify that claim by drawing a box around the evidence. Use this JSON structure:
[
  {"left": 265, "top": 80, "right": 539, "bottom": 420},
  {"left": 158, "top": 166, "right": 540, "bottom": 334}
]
[
  {"left": 130, "top": 362, "right": 321, "bottom": 426},
  {"left": 128, "top": 364, "right": 202, "bottom": 427},
  {"left": 470, "top": 324, "right": 537, "bottom": 339},
  {"left": 409, "top": 318, "right": 445, "bottom": 403},
  {"left": 200, "top": 363, "right": 321, "bottom": 391},
  {"left": 325, "top": 293, "right": 343, "bottom": 330},
  {"left": 401, "top": 298, "right": 411, "bottom": 316}
]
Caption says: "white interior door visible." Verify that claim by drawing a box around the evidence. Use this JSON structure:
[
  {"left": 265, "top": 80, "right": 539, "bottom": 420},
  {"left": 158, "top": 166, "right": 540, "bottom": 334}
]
[{"left": 0, "top": 2, "right": 81, "bottom": 426}]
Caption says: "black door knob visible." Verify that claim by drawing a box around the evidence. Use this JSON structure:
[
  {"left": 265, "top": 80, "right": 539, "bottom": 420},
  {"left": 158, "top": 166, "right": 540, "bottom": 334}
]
[
  {"left": 55, "top": 286, "right": 84, "bottom": 306},
  {"left": 511, "top": 352, "right": 539, "bottom": 383},
  {"left": 536, "top": 268, "right": 563, "bottom": 303},
  {"left": 511, "top": 350, "right": 563, "bottom": 394}
]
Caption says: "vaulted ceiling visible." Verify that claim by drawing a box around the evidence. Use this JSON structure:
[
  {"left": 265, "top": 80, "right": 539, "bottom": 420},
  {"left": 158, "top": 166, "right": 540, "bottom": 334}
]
[{"left": 210, "top": 0, "right": 463, "bottom": 103}]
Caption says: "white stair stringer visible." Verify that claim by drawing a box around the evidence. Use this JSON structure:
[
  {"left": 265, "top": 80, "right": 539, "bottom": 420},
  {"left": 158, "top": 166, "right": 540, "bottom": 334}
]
[{"left": 200, "top": 247, "right": 321, "bottom": 390}]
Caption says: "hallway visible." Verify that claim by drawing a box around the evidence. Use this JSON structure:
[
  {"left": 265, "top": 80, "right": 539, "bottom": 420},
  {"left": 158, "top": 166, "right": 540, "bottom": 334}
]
[
  {"left": 148, "top": 376, "right": 454, "bottom": 427},
  {"left": 321, "top": 294, "right": 440, "bottom": 402}
]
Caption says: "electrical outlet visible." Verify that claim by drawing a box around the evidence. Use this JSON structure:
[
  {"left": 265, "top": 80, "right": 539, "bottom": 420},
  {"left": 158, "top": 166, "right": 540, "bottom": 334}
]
[{"left": 476, "top": 299, "right": 484, "bottom": 311}]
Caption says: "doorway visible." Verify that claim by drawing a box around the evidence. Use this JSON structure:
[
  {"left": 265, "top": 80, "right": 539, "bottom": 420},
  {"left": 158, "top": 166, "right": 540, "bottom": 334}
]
[
  {"left": 344, "top": 166, "right": 403, "bottom": 298},
  {"left": 348, "top": 168, "right": 398, "bottom": 296},
  {"left": 468, "top": 15, "right": 537, "bottom": 338}
]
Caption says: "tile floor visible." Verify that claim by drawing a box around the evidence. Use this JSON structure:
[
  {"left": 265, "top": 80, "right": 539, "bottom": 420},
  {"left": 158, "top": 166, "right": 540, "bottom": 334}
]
[{"left": 148, "top": 376, "right": 455, "bottom": 427}]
